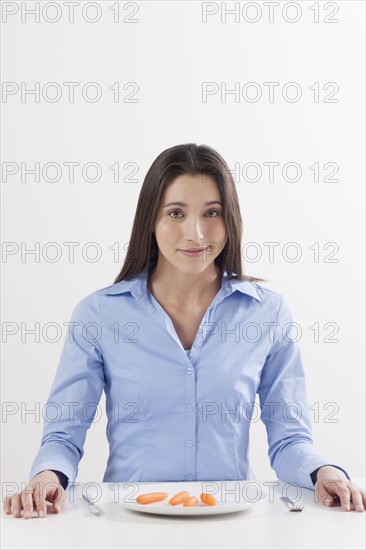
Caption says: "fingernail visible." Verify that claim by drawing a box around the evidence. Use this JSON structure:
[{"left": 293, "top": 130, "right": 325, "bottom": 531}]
[
  {"left": 23, "top": 511, "right": 31, "bottom": 518},
  {"left": 39, "top": 510, "right": 45, "bottom": 518},
  {"left": 344, "top": 505, "right": 350, "bottom": 511},
  {"left": 356, "top": 505, "right": 364, "bottom": 511},
  {"left": 13, "top": 508, "right": 19, "bottom": 515}
]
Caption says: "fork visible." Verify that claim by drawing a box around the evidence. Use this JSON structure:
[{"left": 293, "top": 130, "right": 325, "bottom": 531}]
[{"left": 280, "top": 496, "right": 305, "bottom": 512}]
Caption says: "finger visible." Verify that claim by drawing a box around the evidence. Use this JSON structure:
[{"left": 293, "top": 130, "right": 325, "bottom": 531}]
[
  {"left": 320, "top": 479, "right": 351, "bottom": 510},
  {"left": 49, "top": 484, "right": 65, "bottom": 513},
  {"left": 33, "top": 483, "right": 47, "bottom": 518},
  {"left": 316, "top": 482, "right": 336, "bottom": 507},
  {"left": 355, "top": 488, "right": 366, "bottom": 507},
  {"left": 21, "top": 486, "right": 35, "bottom": 519},
  {"left": 350, "top": 488, "right": 366, "bottom": 512},
  {"left": 3, "top": 495, "right": 13, "bottom": 515},
  {"left": 10, "top": 493, "right": 22, "bottom": 518},
  {"left": 334, "top": 487, "right": 351, "bottom": 511},
  {"left": 322, "top": 479, "right": 343, "bottom": 496}
]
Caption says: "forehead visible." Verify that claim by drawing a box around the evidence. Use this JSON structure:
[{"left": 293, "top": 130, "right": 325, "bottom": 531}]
[{"left": 163, "top": 174, "right": 221, "bottom": 199}]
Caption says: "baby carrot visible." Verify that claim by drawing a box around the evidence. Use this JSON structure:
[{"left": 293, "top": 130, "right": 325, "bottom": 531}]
[
  {"left": 136, "top": 492, "right": 168, "bottom": 504},
  {"left": 183, "top": 496, "right": 198, "bottom": 507},
  {"left": 169, "top": 491, "right": 190, "bottom": 506},
  {"left": 200, "top": 493, "right": 217, "bottom": 506}
]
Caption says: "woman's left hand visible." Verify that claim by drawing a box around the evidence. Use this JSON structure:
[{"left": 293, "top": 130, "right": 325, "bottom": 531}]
[{"left": 315, "top": 466, "right": 366, "bottom": 512}]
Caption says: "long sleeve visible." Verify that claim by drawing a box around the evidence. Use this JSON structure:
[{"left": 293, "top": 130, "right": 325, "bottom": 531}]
[
  {"left": 257, "top": 294, "right": 351, "bottom": 490},
  {"left": 28, "top": 293, "right": 105, "bottom": 488}
]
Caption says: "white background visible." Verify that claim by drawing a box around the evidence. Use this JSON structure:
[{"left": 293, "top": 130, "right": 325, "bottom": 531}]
[{"left": 1, "top": 0, "right": 365, "bottom": 487}]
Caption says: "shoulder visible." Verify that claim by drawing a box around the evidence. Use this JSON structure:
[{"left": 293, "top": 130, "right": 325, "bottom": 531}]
[
  {"left": 68, "top": 289, "right": 101, "bottom": 321},
  {"left": 251, "top": 281, "right": 282, "bottom": 304},
  {"left": 233, "top": 278, "right": 283, "bottom": 308},
  {"left": 252, "top": 281, "right": 297, "bottom": 323},
  {"left": 70, "top": 278, "right": 136, "bottom": 317},
  {"left": 233, "top": 278, "right": 295, "bottom": 320}
]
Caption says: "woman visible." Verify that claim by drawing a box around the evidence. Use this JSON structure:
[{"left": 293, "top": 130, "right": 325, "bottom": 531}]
[{"left": 4, "top": 143, "right": 365, "bottom": 519}]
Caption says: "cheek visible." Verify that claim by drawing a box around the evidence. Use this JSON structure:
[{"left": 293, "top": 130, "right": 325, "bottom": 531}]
[
  {"left": 156, "top": 219, "right": 179, "bottom": 242},
  {"left": 211, "top": 219, "right": 227, "bottom": 241}
]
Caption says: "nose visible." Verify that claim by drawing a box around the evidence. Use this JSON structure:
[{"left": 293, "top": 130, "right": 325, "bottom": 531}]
[{"left": 183, "top": 215, "right": 205, "bottom": 242}]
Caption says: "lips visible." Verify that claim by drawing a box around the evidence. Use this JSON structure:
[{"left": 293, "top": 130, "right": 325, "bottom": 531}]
[
  {"left": 179, "top": 246, "right": 210, "bottom": 258},
  {"left": 181, "top": 247, "right": 208, "bottom": 252}
]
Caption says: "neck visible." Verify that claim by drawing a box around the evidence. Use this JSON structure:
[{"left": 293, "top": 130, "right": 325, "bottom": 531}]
[{"left": 147, "top": 259, "right": 222, "bottom": 308}]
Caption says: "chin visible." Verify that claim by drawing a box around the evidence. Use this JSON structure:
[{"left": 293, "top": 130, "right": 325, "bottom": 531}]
[{"left": 177, "top": 259, "right": 216, "bottom": 273}]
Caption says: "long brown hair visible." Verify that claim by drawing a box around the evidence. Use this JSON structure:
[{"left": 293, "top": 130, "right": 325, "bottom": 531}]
[{"left": 114, "top": 143, "right": 266, "bottom": 283}]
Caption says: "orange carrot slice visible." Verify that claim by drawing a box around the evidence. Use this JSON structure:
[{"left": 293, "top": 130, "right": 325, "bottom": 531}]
[
  {"left": 200, "top": 493, "right": 217, "bottom": 506},
  {"left": 183, "top": 496, "right": 198, "bottom": 507},
  {"left": 136, "top": 492, "right": 168, "bottom": 504},
  {"left": 169, "top": 491, "right": 190, "bottom": 506}
]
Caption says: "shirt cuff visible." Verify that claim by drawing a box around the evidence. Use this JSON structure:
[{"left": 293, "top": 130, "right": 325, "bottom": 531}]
[
  {"left": 310, "top": 464, "right": 351, "bottom": 485},
  {"left": 50, "top": 469, "right": 69, "bottom": 490}
]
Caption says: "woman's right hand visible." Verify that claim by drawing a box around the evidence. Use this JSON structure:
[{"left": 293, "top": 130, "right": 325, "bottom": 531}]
[{"left": 3, "top": 470, "right": 65, "bottom": 519}]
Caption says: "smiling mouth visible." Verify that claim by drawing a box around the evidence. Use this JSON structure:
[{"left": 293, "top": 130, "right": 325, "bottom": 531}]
[{"left": 180, "top": 247, "right": 209, "bottom": 252}]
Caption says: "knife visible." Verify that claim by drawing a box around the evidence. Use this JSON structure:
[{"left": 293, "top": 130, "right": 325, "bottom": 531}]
[{"left": 82, "top": 494, "right": 103, "bottom": 515}]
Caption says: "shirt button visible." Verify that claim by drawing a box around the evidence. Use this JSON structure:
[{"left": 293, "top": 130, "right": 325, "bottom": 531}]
[
  {"left": 186, "top": 404, "right": 193, "bottom": 412},
  {"left": 187, "top": 440, "right": 193, "bottom": 447},
  {"left": 186, "top": 474, "right": 193, "bottom": 480},
  {"left": 186, "top": 367, "right": 193, "bottom": 375}
]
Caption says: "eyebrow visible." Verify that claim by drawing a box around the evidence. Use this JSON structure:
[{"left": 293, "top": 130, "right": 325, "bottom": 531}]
[{"left": 163, "top": 200, "right": 223, "bottom": 208}]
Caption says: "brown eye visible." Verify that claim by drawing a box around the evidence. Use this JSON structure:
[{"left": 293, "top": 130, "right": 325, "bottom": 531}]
[{"left": 169, "top": 210, "right": 183, "bottom": 218}]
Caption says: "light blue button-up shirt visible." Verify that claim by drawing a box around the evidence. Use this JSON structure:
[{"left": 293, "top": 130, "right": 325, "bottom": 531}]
[{"left": 29, "top": 260, "right": 350, "bottom": 490}]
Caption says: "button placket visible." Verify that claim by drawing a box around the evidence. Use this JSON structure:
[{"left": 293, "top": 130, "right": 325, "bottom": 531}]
[
  {"left": 188, "top": 286, "right": 231, "bottom": 366},
  {"left": 141, "top": 276, "right": 234, "bottom": 482},
  {"left": 184, "top": 355, "right": 196, "bottom": 480}
]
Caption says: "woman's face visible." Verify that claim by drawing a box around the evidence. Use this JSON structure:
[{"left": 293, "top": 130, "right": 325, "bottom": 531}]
[{"left": 153, "top": 173, "right": 228, "bottom": 274}]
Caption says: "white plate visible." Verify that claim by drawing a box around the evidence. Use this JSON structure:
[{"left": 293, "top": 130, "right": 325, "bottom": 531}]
[{"left": 118, "top": 480, "right": 268, "bottom": 516}]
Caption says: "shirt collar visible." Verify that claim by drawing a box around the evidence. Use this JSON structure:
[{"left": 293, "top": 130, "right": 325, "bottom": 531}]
[{"left": 104, "top": 260, "right": 262, "bottom": 302}]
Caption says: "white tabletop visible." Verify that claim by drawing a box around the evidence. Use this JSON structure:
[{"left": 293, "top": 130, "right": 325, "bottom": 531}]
[{"left": 2, "top": 479, "right": 365, "bottom": 550}]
